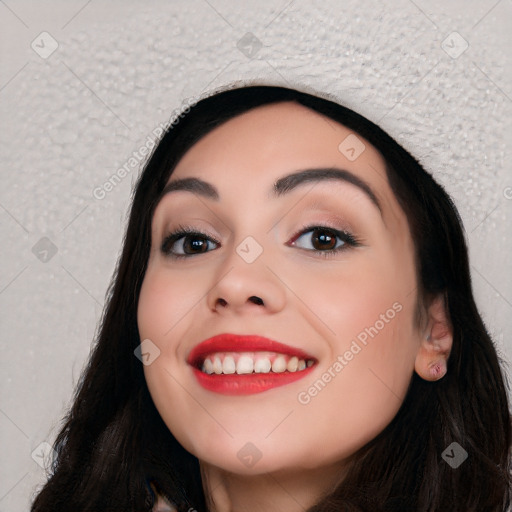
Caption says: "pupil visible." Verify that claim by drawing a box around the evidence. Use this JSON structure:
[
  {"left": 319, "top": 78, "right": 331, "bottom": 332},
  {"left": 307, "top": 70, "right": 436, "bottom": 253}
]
[
  {"left": 186, "top": 236, "right": 206, "bottom": 253},
  {"left": 313, "top": 229, "right": 336, "bottom": 250}
]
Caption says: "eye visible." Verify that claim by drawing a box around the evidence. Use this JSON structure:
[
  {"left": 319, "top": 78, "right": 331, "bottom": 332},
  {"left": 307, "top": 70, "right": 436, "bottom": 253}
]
[
  {"left": 289, "top": 224, "right": 360, "bottom": 257},
  {"left": 161, "top": 223, "right": 361, "bottom": 260},
  {"left": 161, "top": 225, "right": 220, "bottom": 258}
]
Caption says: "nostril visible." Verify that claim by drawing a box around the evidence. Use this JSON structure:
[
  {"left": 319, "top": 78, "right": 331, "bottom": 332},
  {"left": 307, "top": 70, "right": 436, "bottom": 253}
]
[{"left": 215, "top": 296, "right": 263, "bottom": 308}]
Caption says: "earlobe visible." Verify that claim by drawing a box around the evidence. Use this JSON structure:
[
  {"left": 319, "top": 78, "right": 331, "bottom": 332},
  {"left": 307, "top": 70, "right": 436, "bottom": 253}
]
[{"left": 414, "top": 294, "right": 453, "bottom": 381}]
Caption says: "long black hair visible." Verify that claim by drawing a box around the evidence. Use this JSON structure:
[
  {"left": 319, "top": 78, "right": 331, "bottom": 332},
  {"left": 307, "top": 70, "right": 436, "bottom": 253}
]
[{"left": 30, "top": 83, "right": 511, "bottom": 511}]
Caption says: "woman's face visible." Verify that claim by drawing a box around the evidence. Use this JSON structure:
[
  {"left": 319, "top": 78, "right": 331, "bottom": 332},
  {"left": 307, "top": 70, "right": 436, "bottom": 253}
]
[{"left": 138, "top": 102, "right": 421, "bottom": 475}]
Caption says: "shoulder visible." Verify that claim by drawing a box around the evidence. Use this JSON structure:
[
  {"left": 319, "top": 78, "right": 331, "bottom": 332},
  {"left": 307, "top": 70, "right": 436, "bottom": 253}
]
[
  {"left": 149, "top": 481, "right": 178, "bottom": 512},
  {"left": 152, "top": 494, "right": 177, "bottom": 512}
]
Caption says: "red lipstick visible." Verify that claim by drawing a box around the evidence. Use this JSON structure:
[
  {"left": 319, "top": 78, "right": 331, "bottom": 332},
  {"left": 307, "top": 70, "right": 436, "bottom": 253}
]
[{"left": 187, "top": 333, "right": 316, "bottom": 395}]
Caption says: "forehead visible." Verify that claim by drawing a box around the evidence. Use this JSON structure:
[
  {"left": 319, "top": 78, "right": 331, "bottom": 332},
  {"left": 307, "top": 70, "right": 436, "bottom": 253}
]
[
  {"left": 154, "top": 102, "right": 413, "bottom": 262},
  {"left": 170, "top": 102, "right": 385, "bottom": 191},
  {"left": 165, "top": 102, "right": 405, "bottom": 230}
]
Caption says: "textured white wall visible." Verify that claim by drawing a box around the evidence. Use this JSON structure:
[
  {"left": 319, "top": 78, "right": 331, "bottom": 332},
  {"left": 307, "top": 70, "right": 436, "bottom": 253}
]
[{"left": 0, "top": 0, "right": 510, "bottom": 510}]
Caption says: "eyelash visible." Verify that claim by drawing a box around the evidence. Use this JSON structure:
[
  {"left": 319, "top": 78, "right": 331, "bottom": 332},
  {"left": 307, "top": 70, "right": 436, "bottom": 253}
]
[
  {"left": 161, "top": 224, "right": 220, "bottom": 260},
  {"left": 160, "top": 223, "right": 362, "bottom": 260},
  {"left": 290, "top": 223, "right": 362, "bottom": 258}
]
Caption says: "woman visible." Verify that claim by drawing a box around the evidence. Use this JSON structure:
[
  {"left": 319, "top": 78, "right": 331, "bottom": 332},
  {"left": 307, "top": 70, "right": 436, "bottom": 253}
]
[{"left": 30, "top": 84, "right": 511, "bottom": 511}]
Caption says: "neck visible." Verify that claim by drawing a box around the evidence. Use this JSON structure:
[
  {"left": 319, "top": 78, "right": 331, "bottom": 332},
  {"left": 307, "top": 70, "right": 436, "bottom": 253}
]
[{"left": 199, "top": 460, "right": 345, "bottom": 512}]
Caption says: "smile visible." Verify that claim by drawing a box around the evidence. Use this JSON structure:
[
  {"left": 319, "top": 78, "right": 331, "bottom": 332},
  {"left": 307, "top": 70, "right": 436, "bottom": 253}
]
[
  {"left": 187, "top": 333, "right": 317, "bottom": 395},
  {"left": 201, "top": 352, "right": 314, "bottom": 374}
]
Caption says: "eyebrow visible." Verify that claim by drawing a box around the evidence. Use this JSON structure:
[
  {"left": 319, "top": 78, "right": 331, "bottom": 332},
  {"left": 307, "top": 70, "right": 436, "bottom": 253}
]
[{"left": 160, "top": 167, "right": 382, "bottom": 213}]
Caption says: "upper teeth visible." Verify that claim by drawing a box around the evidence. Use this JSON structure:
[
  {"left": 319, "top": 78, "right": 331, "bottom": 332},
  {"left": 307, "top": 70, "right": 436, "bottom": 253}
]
[{"left": 200, "top": 352, "right": 313, "bottom": 375}]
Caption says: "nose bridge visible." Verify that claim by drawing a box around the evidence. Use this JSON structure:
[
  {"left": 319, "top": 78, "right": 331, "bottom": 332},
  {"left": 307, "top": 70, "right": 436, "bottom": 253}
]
[
  {"left": 224, "top": 209, "right": 270, "bottom": 272},
  {"left": 207, "top": 230, "right": 286, "bottom": 313}
]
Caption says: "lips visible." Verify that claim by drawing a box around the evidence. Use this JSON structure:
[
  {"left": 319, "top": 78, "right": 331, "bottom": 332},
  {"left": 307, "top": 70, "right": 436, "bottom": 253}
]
[{"left": 187, "top": 333, "right": 317, "bottom": 395}]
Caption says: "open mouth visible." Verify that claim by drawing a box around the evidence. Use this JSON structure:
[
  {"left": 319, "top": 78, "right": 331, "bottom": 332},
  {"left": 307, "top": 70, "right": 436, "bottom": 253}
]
[
  {"left": 187, "top": 334, "right": 317, "bottom": 395},
  {"left": 197, "top": 352, "right": 314, "bottom": 375}
]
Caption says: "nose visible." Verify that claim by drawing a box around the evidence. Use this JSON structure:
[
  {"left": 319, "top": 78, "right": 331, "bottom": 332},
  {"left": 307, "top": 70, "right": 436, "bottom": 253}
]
[{"left": 206, "top": 243, "right": 287, "bottom": 316}]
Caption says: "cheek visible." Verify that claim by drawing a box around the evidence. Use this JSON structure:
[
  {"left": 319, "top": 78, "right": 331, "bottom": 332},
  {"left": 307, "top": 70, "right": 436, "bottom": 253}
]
[
  {"left": 137, "top": 266, "right": 202, "bottom": 342},
  {"left": 137, "top": 269, "right": 192, "bottom": 391},
  {"left": 137, "top": 269, "right": 210, "bottom": 454},
  {"left": 288, "top": 256, "right": 418, "bottom": 458}
]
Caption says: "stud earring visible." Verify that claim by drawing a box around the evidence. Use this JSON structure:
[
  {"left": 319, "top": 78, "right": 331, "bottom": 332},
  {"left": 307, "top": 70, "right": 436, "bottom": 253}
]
[
  {"left": 429, "top": 360, "right": 446, "bottom": 379},
  {"left": 426, "top": 334, "right": 431, "bottom": 341}
]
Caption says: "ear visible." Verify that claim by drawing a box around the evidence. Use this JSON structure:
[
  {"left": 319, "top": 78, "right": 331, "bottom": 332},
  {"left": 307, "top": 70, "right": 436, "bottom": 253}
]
[{"left": 414, "top": 294, "right": 453, "bottom": 381}]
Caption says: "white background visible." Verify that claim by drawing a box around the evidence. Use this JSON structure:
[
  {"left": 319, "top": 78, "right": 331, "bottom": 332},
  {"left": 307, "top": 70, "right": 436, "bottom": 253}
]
[{"left": 0, "top": 1, "right": 511, "bottom": 510}]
